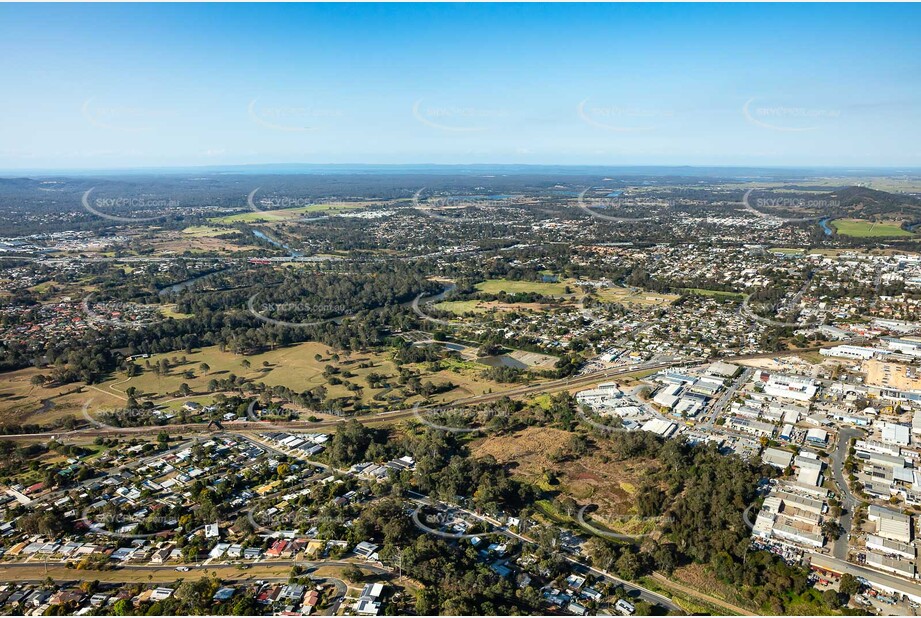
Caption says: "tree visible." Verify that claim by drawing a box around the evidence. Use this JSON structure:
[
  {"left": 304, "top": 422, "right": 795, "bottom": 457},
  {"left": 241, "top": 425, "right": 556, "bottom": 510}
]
[
  {"left": 199, "top": 362, "right": 210, "bottom": 374},
  {"left": 342, "top": 563, "right": 364, "bottom": 582},
  {"left": 839, "top": 573, "right": 861, "bottom": 597}
]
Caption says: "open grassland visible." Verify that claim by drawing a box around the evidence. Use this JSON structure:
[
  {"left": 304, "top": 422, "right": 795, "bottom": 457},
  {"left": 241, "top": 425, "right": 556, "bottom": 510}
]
[
  {"left": 181, "top": 225, "right": 232, "bottom": 237},
  {"left": 680, "top": 288, "right": 744, "bottom": 300},
  {"left": 831, "top": 218, "right": 913, "bottom": 237},
  {"left": 472, "top": 426, "right": 657, "bottom": 532},
  {"left": 212, "top": 202, "right": 374, "bottom": 224},
  {"left": 159, "top": 304, "right": 195, "bottom": 319},
  {"left": 0, "top": 367, "right": 124, "bottom": 427},
  {"left": 0, "top": 340, "right": 520, "bottom": 427},
  {"left": 474, "top": 278, "right": 573, "bottom": 296},
  {"left": 95, "top": 341, "right": 511, "bottom": 412},
  {"left": 151, "top": 229, "right": 259, "bottom": 254},
  {"left": 435, "top": 299, "right": 552, "bottom": 315},
  {"left": 595, "top": 286, "right": 679, "bottom": 306}
]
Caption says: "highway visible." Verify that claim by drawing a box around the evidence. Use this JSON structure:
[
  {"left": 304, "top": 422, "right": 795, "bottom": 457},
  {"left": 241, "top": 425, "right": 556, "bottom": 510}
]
[{"left": 0, "top": 342, "right": 852, "bottom": 443}]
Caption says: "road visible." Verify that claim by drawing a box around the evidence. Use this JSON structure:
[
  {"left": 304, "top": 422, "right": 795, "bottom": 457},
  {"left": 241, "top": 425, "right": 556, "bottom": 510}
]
[
  {"left": 0, "top": 359, "right": 676, "bottom": 441},
  {"left": 701, "top": 366, "right": 754, "bottom": 430},
  {"left": 405, "top": 492, "right": 681, "bottom": 613},
  {"left": 575, "top": 505, "right": 647, "bottom": 542},
  {"left": 830, "top": 426, "right": 865, "bottom": 560},
  {"left": 1, "top": 343, "right": 853, "bottom": 443},
  {"left": 810, "top": 553, "right": 921, "bottom": 603}
]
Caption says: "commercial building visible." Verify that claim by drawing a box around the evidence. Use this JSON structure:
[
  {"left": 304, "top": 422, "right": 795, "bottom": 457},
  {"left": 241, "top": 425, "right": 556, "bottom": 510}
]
[{"left": 869, "top": 505, "right": 913, "bottom": 544}]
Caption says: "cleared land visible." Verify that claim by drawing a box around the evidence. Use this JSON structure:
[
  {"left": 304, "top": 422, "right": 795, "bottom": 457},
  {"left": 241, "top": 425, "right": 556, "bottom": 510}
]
[
  {"left": 831, "top": 218, "right": 912, "bottom": 237},
  {"left": 865, "top": 359, "right": 921, "bottom": 391},
  {"left": 679, "top": 288, "right": 744, "bottom": 300},
  {"left": 0, "top": 367, "right": 124, "bottom": 427},
  {"left": 472, "top": 426, "right": 658, "bottom": 534},
  {"left": 435, "top": 300, "right": 553, "bottom": 315},
  {"left": 181, "top": 225, "right": 231, "bottom": 237},
  {"left": 213, "top": 202, "right": 374, "bottom": 224},
  {"left": 596, "top": 286, "right": 680, "bottom": 306},
  {"left": 474, "top": 278, "right": 573, "bottom": 296}
]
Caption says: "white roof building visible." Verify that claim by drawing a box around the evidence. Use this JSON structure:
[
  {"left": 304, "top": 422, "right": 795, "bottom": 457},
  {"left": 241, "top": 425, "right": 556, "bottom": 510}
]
[{"left": 641, "top": 419, "right": 678, "bottom": 439}]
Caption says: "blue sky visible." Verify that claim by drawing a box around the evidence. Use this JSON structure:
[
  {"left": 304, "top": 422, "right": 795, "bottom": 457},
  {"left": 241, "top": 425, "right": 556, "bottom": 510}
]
[{"left": 1, "top": 3, "right": 920, "bottom": 170}]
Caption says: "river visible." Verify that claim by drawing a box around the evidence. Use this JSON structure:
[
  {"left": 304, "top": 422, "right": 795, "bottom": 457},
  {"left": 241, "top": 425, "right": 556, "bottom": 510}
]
[{"left": 252, "top": 229, "right": 301, "bottom": 257}]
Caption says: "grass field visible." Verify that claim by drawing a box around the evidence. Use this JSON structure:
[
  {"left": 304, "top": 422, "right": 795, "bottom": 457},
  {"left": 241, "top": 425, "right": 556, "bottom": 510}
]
[
  {"left": 831, "top": 218, "right": 913, "bottom": 237},
  {"left": 0, "top": 340, "right": 518, "bottom": 427},
  {"left": 94, "top": 342, "right": 510, "bottom": 413},
  {"left": 680, "top": 288, "right": 745, "bottom": 300},
  {"left": 212, "top": 202, "right": 372, "bottom": 224},
  {"left": 181, "top": 225, "right": 232, "bottom": 237},
  {"left": 474, "top": 278, "right": 573, "bottom": 296},
  {"left": 596, "top": 286, "right": 679, "bottom": 306},
  {"left": 0, "top": 367, "right": 124, "bottom": 427},
  {"left": 435, "top": 299, "right": 551, "bottom": 315},
  {"left": 159, "top": 304, "right": 195, "bottom": 319}
]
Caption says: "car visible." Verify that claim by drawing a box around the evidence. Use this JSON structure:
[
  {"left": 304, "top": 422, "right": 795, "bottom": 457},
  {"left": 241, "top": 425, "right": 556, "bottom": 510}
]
[{"left": 175, "top": 566, "right": 191, "bottom": 572}]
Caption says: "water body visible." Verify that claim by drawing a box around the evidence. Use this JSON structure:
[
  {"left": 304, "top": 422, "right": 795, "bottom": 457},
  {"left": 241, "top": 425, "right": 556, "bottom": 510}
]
[
  {"left": 252, "top": 229, "right": 301, "bottom": 257},
  {"left": 159, "top": 269, "right": 228, "bottom": 296},
  {"left": 414, "top": 282, "right": 457, "bottom": 306},
  {"left": 819, "top": 217, "right": 834, "bottom": 236}
]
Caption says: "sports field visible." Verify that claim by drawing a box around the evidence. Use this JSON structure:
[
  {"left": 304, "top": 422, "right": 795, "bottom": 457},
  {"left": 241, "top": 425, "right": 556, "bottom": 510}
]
[
  {"left": 830, "top": 218, "right": 912, "bottom": 237},
  {"left": 596, "top": 286, "right": 679, "bottom": 306},
  {"left": 474, "top": 278, "right": 573, "bottom": 296}
]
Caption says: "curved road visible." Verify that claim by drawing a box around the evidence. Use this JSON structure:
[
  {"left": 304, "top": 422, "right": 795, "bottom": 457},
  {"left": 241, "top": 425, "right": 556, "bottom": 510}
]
[{"left": 575, "top": 505, "right": 647, "bottom": 542}]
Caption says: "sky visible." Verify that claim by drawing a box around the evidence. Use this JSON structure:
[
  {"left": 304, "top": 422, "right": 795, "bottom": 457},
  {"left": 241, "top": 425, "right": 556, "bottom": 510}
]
[{"left": 1, "top": 2, "right": 920, "bottom": 171}]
